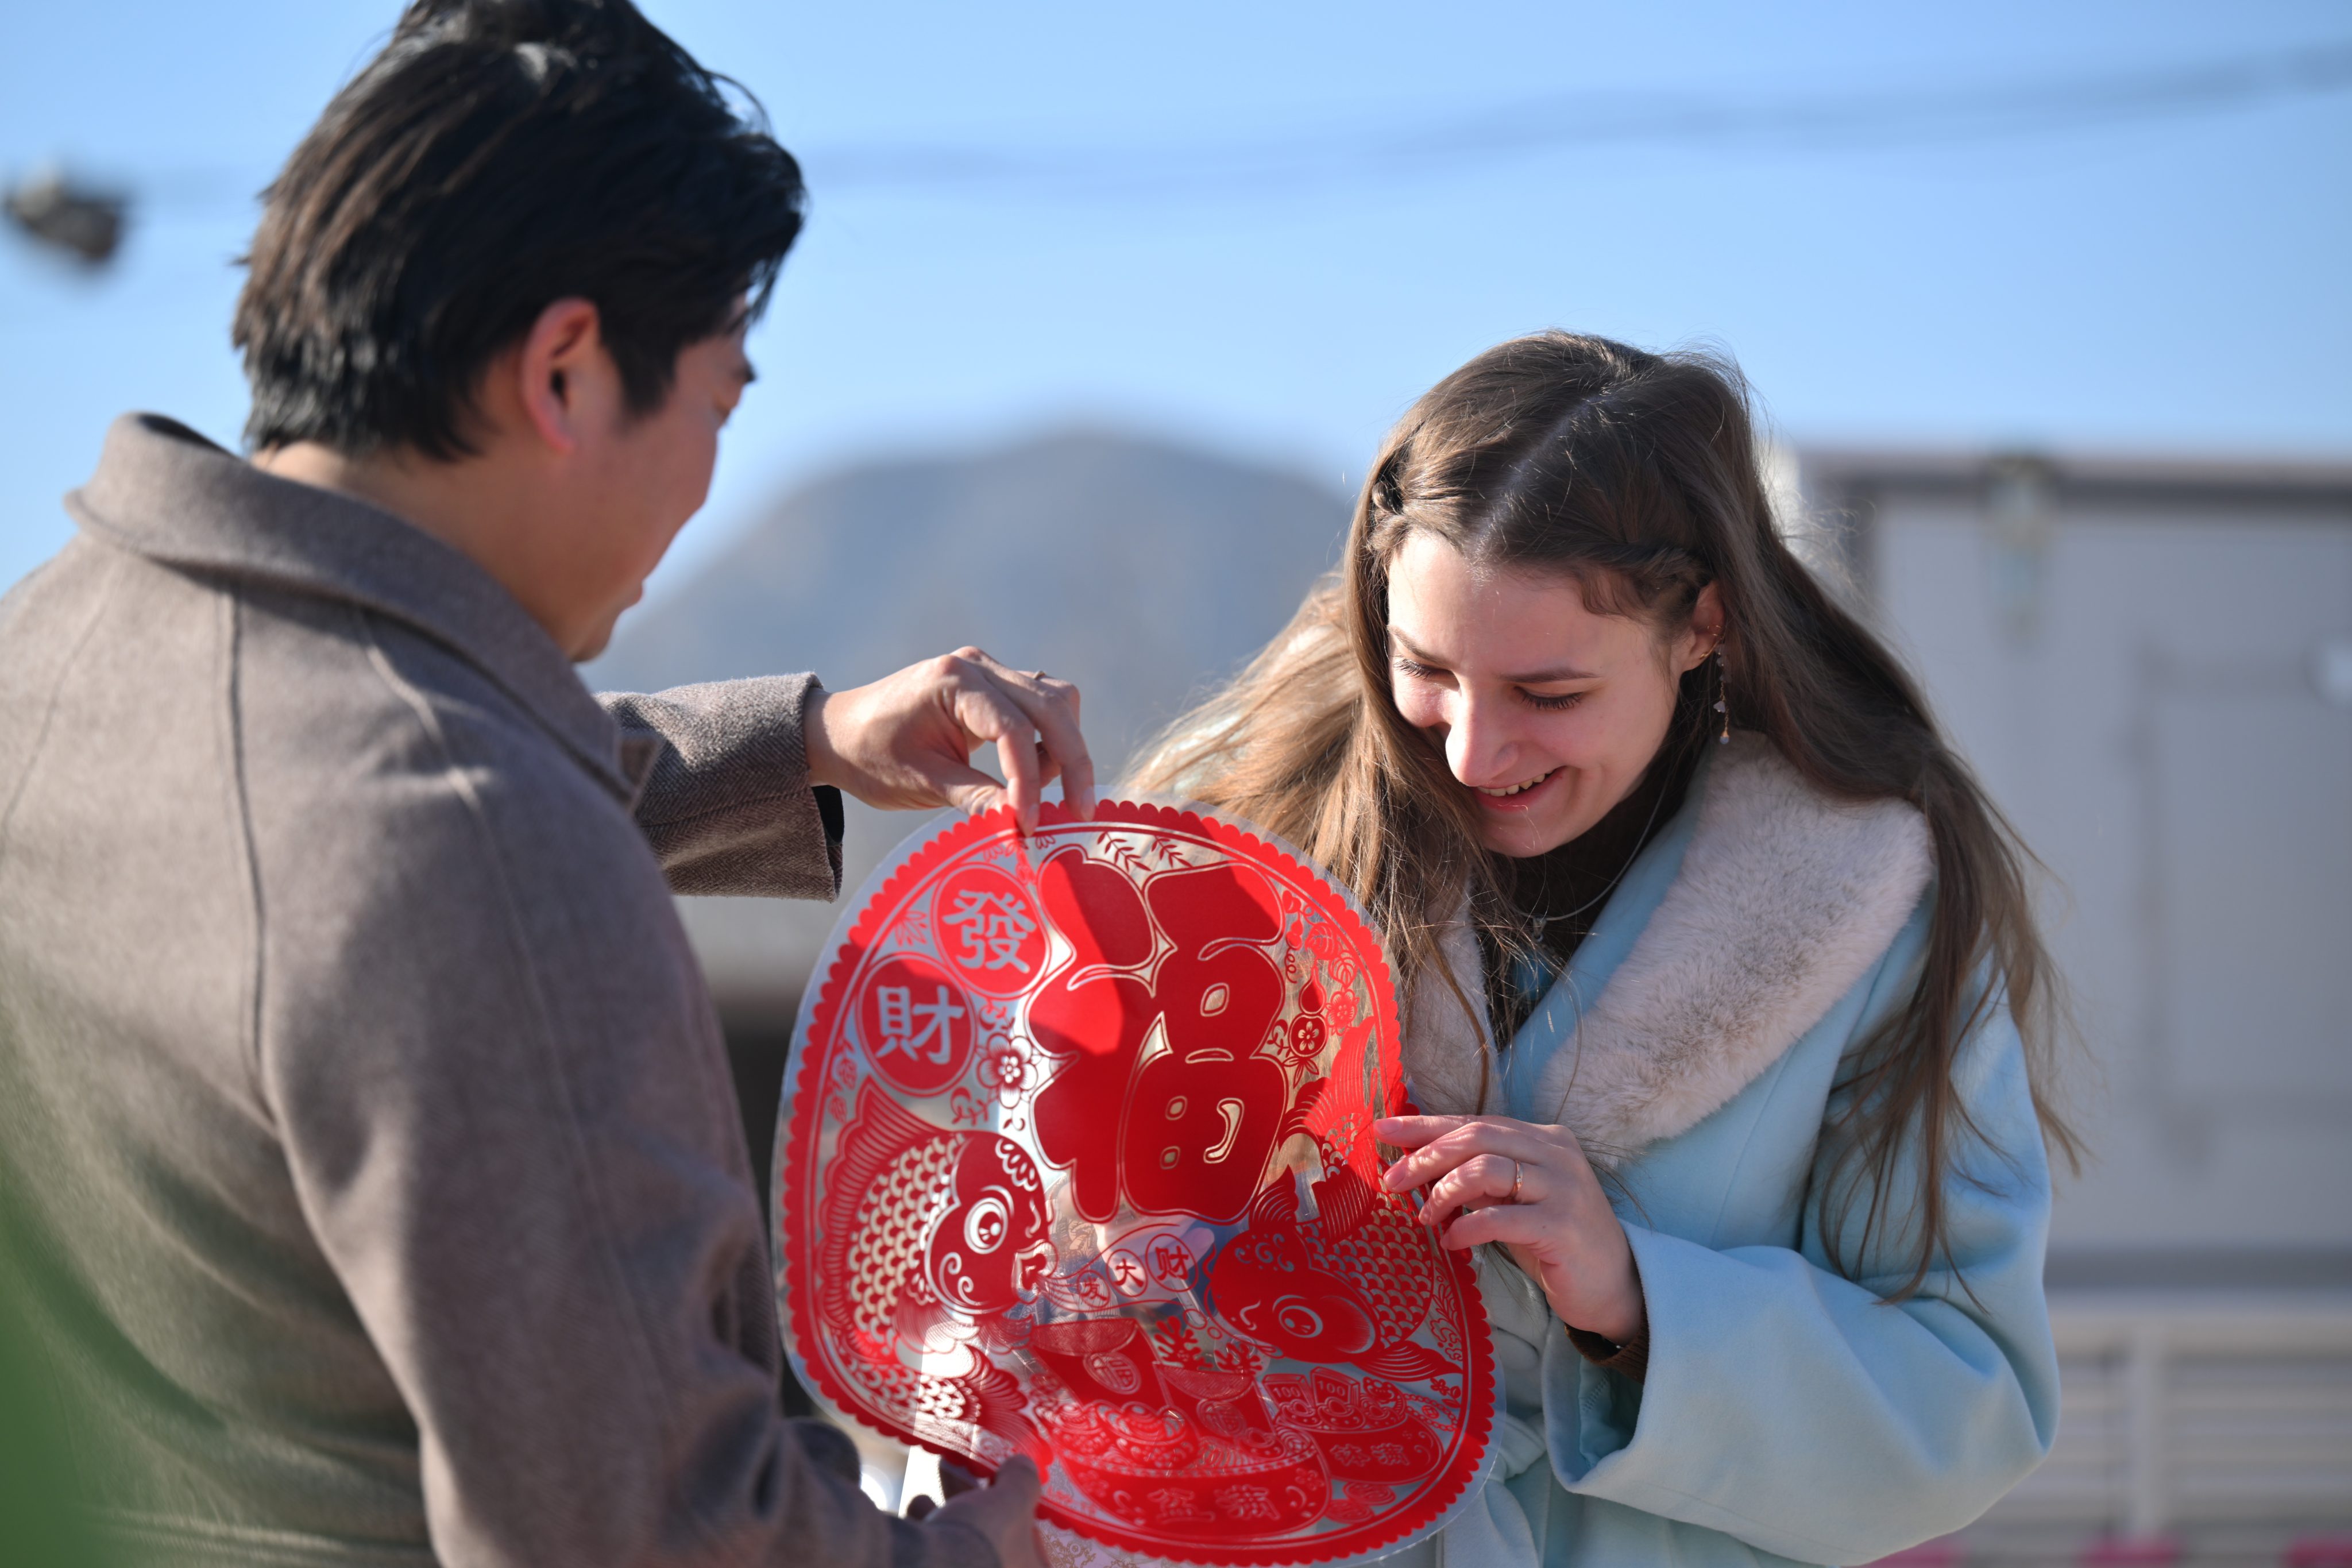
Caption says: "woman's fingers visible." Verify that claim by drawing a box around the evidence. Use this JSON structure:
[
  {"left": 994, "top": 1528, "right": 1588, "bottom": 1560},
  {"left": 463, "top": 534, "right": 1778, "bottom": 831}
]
[
  {"left": 1437, "top": 1198, "right": 1558, "bottom": 1253},
  {"left": 1416, "top": 1150, "right": 1527, "bottom": 1230},
  {"left": 1378, "top": 1117, "right": 1552, "bottom": 1194},
  {"left": 1373, "top": 1114, "right": 1472, "bottom": 1151},
  {"left": 1376, "top": 1115, "right": 1643, "bottom": 1340}
]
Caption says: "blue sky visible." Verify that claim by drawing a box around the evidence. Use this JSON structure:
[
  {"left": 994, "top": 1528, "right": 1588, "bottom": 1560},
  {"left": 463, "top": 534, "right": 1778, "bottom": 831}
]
[{"left": 3, "top": 1, "right": 2347, "bottom": 601}]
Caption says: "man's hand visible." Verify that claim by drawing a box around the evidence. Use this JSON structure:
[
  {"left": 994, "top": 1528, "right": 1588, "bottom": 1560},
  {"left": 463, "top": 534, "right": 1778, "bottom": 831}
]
[
  {"left": 806, "top": 648, "right": 1096, "bottom": 833},
  {"left": 924, "top": 1455, "right": 1046, "bottom": 1568}
]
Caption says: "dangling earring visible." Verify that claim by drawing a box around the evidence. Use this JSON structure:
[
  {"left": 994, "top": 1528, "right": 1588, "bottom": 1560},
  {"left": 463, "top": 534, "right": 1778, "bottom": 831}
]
[{"left": 1713, "top": 648, "right": 1731, "bottom": 745}]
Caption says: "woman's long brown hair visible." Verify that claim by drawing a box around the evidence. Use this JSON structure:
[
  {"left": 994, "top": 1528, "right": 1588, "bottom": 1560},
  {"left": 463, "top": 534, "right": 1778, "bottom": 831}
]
[{"left": 1134, "top": 331, "right": 2077, "bottom": 1297}]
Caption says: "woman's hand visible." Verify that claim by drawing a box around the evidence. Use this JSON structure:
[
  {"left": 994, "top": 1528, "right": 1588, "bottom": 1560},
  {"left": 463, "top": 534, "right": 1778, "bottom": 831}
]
[{"left": 1375, "top": 1114, "right": 1645, "bottom": 1345}]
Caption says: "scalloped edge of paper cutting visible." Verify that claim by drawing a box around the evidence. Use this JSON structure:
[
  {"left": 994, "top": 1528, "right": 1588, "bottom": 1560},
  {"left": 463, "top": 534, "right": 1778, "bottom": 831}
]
[{"left": 773, "top": 800, "right": 1498, "bottom": 1567}]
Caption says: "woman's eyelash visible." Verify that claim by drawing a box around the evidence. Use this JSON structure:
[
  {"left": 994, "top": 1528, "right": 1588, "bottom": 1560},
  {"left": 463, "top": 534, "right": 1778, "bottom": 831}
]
[{"left": 1396, "top": 656, "right": 1584, "bottom": 710}]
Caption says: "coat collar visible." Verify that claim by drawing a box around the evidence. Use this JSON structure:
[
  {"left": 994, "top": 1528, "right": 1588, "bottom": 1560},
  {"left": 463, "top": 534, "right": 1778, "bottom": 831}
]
[
  {"left": 67, "top": 414, "right": 645, "bottom": 801},
  {"left": 1401, "top": 732, "right": 1934, "bottom": 1165}
]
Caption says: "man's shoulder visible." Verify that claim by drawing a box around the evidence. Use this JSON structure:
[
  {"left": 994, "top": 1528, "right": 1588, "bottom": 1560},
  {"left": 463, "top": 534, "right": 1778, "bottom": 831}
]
[
  {"left": 227, "top": 586, "right": 657, "bottom": 936},
  {"left": 0, "top": 530, "right": 195, "bottom": 675},
  {"left": 233, "top": 585, "right": 597, "bottom": 797},
  {"left": 241, "top": 598, "right": 689, "bottom": 1038}
]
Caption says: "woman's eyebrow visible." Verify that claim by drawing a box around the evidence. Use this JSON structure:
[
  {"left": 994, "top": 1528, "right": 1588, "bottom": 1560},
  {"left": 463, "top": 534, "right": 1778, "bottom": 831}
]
[
  {"left": 1388, "top": 627, "right": 1596, "bottom": 683},
  {"left": 1387, "top": 627, "right": 1443, "bottom": 665}
]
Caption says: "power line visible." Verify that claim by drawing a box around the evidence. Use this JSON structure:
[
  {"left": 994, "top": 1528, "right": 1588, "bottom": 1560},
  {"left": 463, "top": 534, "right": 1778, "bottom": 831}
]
[
  {"left": 800, "top": 40, "right": 2352, "bottom": 199},
  {"left": 9, "top": 37, "right": 2350, "bottom": 266}
]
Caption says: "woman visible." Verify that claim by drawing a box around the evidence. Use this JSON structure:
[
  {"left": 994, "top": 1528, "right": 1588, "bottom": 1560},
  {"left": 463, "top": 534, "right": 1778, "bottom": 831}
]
[{"left": 1134, "top": 333, "right": 2075, "bottom": 1566}]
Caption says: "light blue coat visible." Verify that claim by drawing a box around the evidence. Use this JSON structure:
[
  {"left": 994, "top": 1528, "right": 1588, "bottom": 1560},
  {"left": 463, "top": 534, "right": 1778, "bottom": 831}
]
[{"left": 1390, "top": 739, "right": 2060, "bottom": 1566}]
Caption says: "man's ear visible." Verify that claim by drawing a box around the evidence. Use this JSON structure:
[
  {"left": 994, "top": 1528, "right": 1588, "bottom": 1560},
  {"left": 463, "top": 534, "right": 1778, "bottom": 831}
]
[{"left": 512, "top": 297, "right": 605, "bottom": 457}]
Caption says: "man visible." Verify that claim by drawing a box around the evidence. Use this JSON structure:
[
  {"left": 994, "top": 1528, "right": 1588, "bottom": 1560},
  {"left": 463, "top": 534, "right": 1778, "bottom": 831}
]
[{"left": 0, "top": 2, "right": 1088, "bottom": 1563}]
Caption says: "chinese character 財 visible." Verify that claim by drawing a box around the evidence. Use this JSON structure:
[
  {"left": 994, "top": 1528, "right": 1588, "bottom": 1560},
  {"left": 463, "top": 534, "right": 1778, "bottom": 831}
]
[
  {"left": 941, "top": 889, "right": 1038, "bottom": 974},
  {"left": 875, "top": 983, "right": 965, "bottom": 1065},
  {"left": 1148, "top": 1236, "right": 1194, "bottom": 1288}
]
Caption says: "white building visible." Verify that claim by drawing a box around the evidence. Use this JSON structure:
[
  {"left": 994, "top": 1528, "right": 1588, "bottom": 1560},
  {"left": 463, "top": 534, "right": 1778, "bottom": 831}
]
[{"left": 1797, "top": 449, "right": 2352, "bottom": 1561}]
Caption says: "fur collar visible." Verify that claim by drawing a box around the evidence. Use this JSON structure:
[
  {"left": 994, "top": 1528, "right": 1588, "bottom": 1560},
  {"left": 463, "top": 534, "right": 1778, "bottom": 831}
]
[{"left": 1400, "top": 733, "right": 1933, "bottom": 1165}]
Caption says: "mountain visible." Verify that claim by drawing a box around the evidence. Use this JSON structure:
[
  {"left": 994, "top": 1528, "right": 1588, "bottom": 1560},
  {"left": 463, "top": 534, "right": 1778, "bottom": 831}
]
[{"left": 586, "top": 427, "right": 1353, "bottom": 1019}]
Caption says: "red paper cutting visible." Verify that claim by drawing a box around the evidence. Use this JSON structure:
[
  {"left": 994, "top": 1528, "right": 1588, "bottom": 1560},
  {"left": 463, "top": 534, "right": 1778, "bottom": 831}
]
[{"left": 775, "top": 801, "right": 1496, "bottom": 1566}]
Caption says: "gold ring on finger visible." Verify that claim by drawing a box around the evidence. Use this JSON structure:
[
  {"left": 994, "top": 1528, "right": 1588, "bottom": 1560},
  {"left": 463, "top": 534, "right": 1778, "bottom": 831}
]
[{"left": 1510, "top": 1158, "right": 1525, "bottom": 1203}]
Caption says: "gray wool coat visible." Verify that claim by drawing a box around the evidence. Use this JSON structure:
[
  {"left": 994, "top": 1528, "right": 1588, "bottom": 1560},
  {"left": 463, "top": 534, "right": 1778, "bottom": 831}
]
[{"left": 0, "top": 415, "right": 993, "bottom": 1568}]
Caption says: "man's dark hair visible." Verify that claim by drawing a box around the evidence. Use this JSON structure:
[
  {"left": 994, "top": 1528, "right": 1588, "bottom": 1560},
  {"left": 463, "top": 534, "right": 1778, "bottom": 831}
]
[{"left": 234, "top": 0, "right": 805, "bottom": 459}]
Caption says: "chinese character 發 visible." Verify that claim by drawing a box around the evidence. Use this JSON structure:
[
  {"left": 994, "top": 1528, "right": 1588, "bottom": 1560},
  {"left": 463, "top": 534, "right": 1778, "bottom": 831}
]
[{"left": 941, "top": 889, "right": 1038, "bottom": 974}]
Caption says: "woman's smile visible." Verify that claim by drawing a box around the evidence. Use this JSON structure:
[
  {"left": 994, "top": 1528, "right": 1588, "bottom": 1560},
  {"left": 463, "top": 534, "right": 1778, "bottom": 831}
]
[{"left": 1473, "top": 764, "right": 1565, "bottom": 808}]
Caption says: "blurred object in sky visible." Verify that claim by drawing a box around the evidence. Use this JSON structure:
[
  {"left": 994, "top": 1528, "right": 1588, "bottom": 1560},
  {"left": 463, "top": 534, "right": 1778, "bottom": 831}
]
[{"left": 3, "top": 165, "right": 128, "bottom": 267}]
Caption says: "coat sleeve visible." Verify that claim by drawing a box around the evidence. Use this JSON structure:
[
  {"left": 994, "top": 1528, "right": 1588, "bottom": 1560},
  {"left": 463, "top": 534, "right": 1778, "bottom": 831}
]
[
  {"left": 597, "top": 674, "right": 844, "bottom": 899},
  {"left": 1542, "top": 907, "right": 2061, "bottom": 1565}
]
